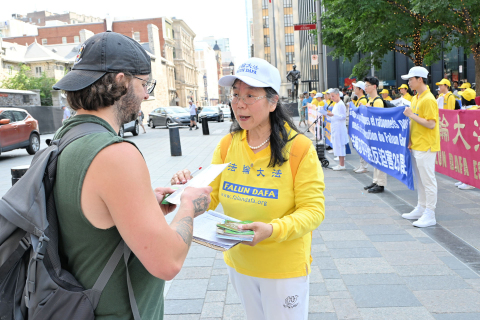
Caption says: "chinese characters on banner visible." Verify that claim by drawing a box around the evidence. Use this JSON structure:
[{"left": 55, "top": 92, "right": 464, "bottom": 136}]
[
  {"left": 349, "top": 105, "right": 414, "bottom": 190},
  {"left": 435, "top": 109, "right": 480, "bottom": 188}
]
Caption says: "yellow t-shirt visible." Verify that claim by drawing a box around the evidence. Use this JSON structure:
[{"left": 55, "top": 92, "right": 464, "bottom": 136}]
[
  {"left": 317, "top": 100, "right": 325, "bottom": 107},
  {"left": 442, "top": 92, "right": 456, "bottom": 110},
  {"left": 368, "top": 96, "right": 384, "bottom": 108},
  {"left": 208, "top": 128, "right": 325, "bottom": 279},
  {"left": 355, "top": 95, "right": 368, "bottom": 107},
  {"left": 410, "top": 90, "right": 440, "bottom": 152},
  {"left": 384, "top": 96, "right": 392, "bottom": 101},
  {"left": 311, "top": 98, "right": 319, "bottom": 106},
  {"left": 403, "top": 92, "right": 413, "bottom": 101}
]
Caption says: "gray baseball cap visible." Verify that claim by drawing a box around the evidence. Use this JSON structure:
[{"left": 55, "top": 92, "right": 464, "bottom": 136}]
[{"left": 53, "top": 31, "right": 151, "bottom": 91}]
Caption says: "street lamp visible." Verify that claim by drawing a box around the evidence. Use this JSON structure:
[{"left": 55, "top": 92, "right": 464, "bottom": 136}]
[{"left": 229, "top": 62, "right": 234, "bottom": 75}]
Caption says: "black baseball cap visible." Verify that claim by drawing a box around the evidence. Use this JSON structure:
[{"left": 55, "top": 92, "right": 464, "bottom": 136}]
[{"left": 53, "top": 31, "right": 151, "bottom": 91}]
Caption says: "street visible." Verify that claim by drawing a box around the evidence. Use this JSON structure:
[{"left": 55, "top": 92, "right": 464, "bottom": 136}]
[{"left": 1, "top": 118, "right": 480, "bottom": 319}]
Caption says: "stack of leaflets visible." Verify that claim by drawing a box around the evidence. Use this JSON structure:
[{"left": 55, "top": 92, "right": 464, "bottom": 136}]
[{"left": 216, "top": 220, "right": 254, "bottom": 242}]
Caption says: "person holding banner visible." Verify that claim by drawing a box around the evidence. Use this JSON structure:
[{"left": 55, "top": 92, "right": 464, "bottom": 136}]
[
  {"left": 399, "top": 84, "right": 413, "bottom": 101},
  {"left": 352, "top": 81, "right": 369, "bottom": 174},
  {"left": 327, "top": 88, "right": 349, "bottom": 171},
  {"left": 436, "top": 79, "right": 456, "bottom": 110},
  {"left": 401, "top": 66, "right": 440, "bottom": 228},
  {"left": 363, "top": 76, "right": 387, "bottom": 194}
]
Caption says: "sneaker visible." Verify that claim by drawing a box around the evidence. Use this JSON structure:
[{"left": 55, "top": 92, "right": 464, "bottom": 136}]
[
  {"left": 402, "top": 205, "right": 425, "bottom": 219},
  {"left": 327, "top": 150, "right": 334, "bottom": 154},
  {"left": 334, "top": 157, "right": 339, "bottom": 161},
  {"left": 368, "top": 185, "right": 384, "bottom": 193},
  {"left": 195, "top": 126, "right": 199, "bottom": 130},
  {"left": 364, "top": 183, "right": 377, "bottom": 190},
  {"left": 458, "top": 183, "right": 475, "bottom": 190},
  {"left": 454, "top": 181, "right": 463, "bottom": 186},
  {"left": 189, "top": 127, "right": 192, "bottom": 131},
  {"left": 353, "top": 166, "right": 360, "bottom": 172},
  {"left": 412, "top": 209, "right": 436, "bottom": 228},
  {"left": 332, "top": 165, "right": 346, "bottom": 171},
  {"left": 354, "top": 168, "right": 368, "bottom": 174}
]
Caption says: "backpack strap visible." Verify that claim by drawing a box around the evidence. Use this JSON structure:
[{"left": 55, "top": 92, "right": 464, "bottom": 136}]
[
  {"left": 289, "top": 135, "right": 312, "bottom": 183},
  {"left": 57, "top": 122, "right": 110, "bottom": 153},
  {"left": 220, "top": 133, "right": 234, "bottom": 162}
]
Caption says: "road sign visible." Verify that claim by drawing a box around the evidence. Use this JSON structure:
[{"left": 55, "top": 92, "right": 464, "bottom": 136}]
[
  {"left": 294, "top": 24, "right": 317, "bottom": 31},
  {"left": 311, "top": 54, "right": 318, "bottom": 65}
]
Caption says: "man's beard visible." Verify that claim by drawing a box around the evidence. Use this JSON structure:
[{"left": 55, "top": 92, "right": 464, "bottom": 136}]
[{"left": 114, "top": 85, "right": 142, "bottom": 126}]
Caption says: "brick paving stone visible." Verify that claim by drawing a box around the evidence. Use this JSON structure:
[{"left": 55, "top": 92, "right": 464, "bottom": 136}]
[
  {"left": 433, "top": 313, "right": 480, "bottom": 320},
  {"left": 413, "top": 289, "right": 480, "bottom": 313},
  {"left": 348, "top": 284, "right": 422, "bottom": 308},
  {"left": 200, "top": 302, "right": 224, "bottom": 318},
  {"left": 358, "top": 307, "right": 435, "bottom": 320},
  {"left": 205, "top": 291, "right": 226, "bottom": 303},
  {"left": 308, "top": 313, "right": 338, "bottom": 320},
  {"left": 381, "top": 250, "right": 444, "bottom": 265},
  {"left": 334, "top": 257, "right": 396, "bottom": 274},
  {"left": 166, "top": 279, "right": 209, "bottom": 300},
  {"left": 402, "top": 275, "right": 471, "bottom": 290},
  {"left": 324, "top": 279, "right": 347, "bottom": 291},
  {"left": 164, "top": 299, "right": 204, "bottom": 315},
  {"left": 332, "top": 299, "right": 361, "bottom": 319},
  {"left": 207, "top": 275, "right": 228, "bottom": 291},
  {"left": 319, "top": 230, "right": 369, "bottom": 242},
  {"left": 328, "top": 247, "right": 382, "bottom": 259},
  {"left": 342, "top": 273, "right": 404, "bottom": 286},
  {"left": 222, "top": 304, "right": 246, "bottom": 320},
  {"left": 308, "top": 296, "right": 335, "bottom": 313}
]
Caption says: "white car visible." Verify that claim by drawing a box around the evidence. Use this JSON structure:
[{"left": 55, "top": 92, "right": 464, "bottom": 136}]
[{"left": 219, "top": 105, "right": 231, "bottom": 118}]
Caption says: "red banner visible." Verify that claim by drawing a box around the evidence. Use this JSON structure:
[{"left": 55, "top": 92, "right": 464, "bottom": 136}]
[{"left": 435, "top": 109, "right": 480, "bottom": 188}]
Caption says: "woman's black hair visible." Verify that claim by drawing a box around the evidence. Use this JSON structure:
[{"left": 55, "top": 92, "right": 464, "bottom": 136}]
[
  {"left": 230, "top": 85, "right": 299, "bottom": 168},
  {"left": 462, "top": 96, "right": 475, "bottom": 106}
]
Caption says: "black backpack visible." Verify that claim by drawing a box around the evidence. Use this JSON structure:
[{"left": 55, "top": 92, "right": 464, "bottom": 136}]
[
  {"left": 0, "top": 123, "right": 141, "bottom": 320},
  {"left": 448, "top": 93, "right": 461, "bottom": 110},
  {"left": 372, "top": 96, "right": 396, "bottom": 108}
]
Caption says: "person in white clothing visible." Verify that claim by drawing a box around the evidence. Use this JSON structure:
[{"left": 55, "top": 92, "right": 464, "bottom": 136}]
[
  {"left": 327, "top": 88, "right": 349, "bottom": 171},
  {"left": 188, "top": 100, "right": 199, "bottom": 130}
]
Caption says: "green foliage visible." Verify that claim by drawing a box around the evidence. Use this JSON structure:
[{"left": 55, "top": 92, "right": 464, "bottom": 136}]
[
  {"left": 320, "top": 0, "right": 451, "bottom": 79},
  {"left": 1, "top": 64, "right": 56, "bottom": 106}
]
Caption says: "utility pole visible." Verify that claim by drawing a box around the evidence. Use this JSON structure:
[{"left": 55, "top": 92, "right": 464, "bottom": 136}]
[
  {"left": 316, "top": 0, "right": 324, "bottom": 92},
  {"left": 271, "top": 0, "right": 277, "bottom": 67}
]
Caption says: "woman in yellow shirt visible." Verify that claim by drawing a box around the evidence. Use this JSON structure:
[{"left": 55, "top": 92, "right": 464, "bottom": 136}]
[{"left": 172, "top": 58, "right": 325, "bottom": 320}]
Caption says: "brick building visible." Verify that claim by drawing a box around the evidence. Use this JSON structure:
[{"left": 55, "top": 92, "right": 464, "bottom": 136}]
[{"left": 2, "top": 17, "right": 198, "bottom": 108}]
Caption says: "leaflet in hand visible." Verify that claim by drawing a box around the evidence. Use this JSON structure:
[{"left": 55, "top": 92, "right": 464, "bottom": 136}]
[
  {"left": 165, "top": 163, "right": 230, "bottom": 205},
  {"left": 216, "top": 220, "right": 254, "bottom": 242}
]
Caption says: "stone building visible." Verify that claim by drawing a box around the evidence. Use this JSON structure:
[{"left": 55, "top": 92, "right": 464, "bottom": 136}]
[
  {"left": 0, "top": 88, "right": 41, "bottom": 107},
  {"left": 194, "top": 42, "right": 219, "bottom": 106},
  {"left": 172, "top": 19, "right": 199, "bottom": 107}
]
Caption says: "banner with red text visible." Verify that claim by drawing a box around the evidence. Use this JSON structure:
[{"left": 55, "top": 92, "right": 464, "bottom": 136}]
[{"left": 435, "top": 109, "right": 480, "bottom": 188}]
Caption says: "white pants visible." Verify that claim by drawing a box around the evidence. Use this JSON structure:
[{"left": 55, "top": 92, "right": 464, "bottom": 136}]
[
  {"left": 359, "top": 156, "right": 368, "bottom": 169},
  {"left": 227, "top": 266, "right": 309, "bottom": 320},
  {"left": 373, "top": 168, "right": 387, "bottom": 187},
  {"left": 412, "top": 149, "right": 438, "bottom": 210}
]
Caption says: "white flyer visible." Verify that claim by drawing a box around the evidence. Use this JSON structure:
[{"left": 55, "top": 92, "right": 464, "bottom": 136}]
[{"left": 165, "top": 163, "right": 230, "bottom": 205}]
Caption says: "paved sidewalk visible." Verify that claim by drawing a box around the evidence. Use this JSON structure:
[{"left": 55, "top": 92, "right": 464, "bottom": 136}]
[{"left": 1, "top": 119, "right": 480, "bottom": 319}]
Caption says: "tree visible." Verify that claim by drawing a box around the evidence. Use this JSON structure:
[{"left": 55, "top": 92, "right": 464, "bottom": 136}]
[
  {"left": 386, "top": 0, "right": 480, "bottom": 95},
  {"left": 1, "top": 64, "right": 57, "bottom": 106},
  {"left": 320, "top": 0, "right": 450, "bottom": 80}
]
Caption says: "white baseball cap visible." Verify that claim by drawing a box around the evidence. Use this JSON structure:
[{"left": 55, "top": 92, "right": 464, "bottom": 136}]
[
  {"left": 340, "top": 92, "right": 344, "bottom": 98},
  {"left": 401, "top": 66, "right": 429, "bottom": 80},
  {"left": 352, "top": 81, "right": 366, "bottom": 91},
  {"left": 327, "top": 88, "right": 335, "bottom": 94},
  {"left": 315, "top": 92, "right": 323, "bottom": 98},
  {"left": 218, "top": 57, "right": 281, "bottom": 94}
]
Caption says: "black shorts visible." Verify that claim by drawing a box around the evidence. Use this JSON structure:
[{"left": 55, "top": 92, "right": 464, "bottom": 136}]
[{"left": 190, "top": 115, "right": 196, "bottom": 121}]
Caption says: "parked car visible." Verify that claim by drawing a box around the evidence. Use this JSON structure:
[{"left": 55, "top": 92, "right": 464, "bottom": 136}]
[
  {"left": 219, "top": 105, "right": 231, "bottom": 118},
  {"left": 148, "top": 107, "right": 190, "bottom": 128},
  {"left": 0, "top": 107, "right": 40, "bottom": 156},
  {"left": 119, "top": 119, "right": 140, "bottom": 138},
  {"left": 198, "top": 106, "right": 224, "bottom": 123}
]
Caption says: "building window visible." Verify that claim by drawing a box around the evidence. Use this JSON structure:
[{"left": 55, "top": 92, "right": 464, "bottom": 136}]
[
  {"left": 283, "top": 0, "right": 292, "bottom": 7},
  {"left": 38, "top": 19, "right": 41, "bottom": 24},
  {"left": 265, "top": 53, "right": 271, "bottom": 62},
  {"left": 23, "top": 95, "right": 30, "bottom": 104},
  {"left": 285, "top": 33, "right": 294, "bottom": 46},
  {"left": 35, "top": 67, "right": 42, "bottom": 76},
  {"left": 173, "top": 47, "right": 176, "bottom": 59},
  {"left": 264, "top": 35, "right": 270, "bottom": 47},
  {"left": 263, "top": 16, "right": 269, "bottom": 28},
  {"left": 133, "top": 32, "right": 140, "bottom": 41},
  {"left": 42, "top": 39, "right": 47, "bottom": 45},
  {"left": 62, "top": 37, "right": 67, "bottom": 44},
  {"left": 8, "top": 66, "right": 13, "bottom": 75},
  {"left": 284, "top": 14, "right": 293, "bottom": 26},
  {"left": 286, "top": 52, "right": 294, "bottom": 64},
  {"left": 74, "top": 36, "right": 80, "bottom": 43}
]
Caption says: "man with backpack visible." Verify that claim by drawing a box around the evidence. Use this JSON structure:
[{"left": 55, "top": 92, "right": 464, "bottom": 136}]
[
  {"left": 436, "top": 79, "right": 456, "bottom": 110},
  {"left": 363, "top": 76, "right": 387, "bottom": 194},
  {"left": 0, "top": 31, "right": 212, "bottom": 320}
]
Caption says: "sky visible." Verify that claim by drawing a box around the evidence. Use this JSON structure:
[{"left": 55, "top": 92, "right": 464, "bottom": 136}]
[{"left": 1, "top": 0, "right": 250, "bottom": 64}]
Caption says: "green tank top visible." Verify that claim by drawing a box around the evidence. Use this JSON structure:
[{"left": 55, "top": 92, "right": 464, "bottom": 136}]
[{"left": 53, "top": 115, "right": 165, "bottom": 320}]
